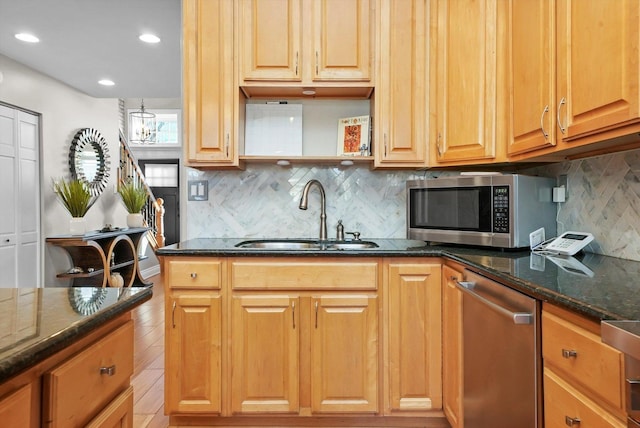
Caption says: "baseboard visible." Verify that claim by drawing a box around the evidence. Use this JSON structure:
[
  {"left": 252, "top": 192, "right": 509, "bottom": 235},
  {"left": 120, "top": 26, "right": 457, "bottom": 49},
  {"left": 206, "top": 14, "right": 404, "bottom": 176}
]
[{"left": 141, "top": 264, "right": 161, "bottom": 279}]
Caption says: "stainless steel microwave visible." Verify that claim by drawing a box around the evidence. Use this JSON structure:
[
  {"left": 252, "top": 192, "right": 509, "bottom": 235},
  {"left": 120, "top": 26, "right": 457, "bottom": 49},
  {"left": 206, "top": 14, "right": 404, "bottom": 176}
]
[{"left": 407, "top": 174, "right": 557, "bottom": 249}]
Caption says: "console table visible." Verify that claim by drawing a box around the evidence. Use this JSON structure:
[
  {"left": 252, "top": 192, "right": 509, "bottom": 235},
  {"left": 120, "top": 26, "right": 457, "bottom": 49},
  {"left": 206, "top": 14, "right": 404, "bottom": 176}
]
[{"left": 47, "top": 228, "right": 152, "bottom": 287}]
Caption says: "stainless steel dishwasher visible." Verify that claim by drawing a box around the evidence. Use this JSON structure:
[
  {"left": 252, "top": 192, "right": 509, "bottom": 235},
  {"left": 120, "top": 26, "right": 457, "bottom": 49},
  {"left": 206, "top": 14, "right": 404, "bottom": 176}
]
[{"left": 457, "top": 269, "right": 541, "bottom": 427}]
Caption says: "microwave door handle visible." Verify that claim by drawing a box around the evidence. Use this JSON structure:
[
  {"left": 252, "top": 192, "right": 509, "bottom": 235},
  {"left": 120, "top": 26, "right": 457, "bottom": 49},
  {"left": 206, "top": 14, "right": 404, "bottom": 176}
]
[{"left": 456, "top": 281, "right": 533, "bottom": 325}]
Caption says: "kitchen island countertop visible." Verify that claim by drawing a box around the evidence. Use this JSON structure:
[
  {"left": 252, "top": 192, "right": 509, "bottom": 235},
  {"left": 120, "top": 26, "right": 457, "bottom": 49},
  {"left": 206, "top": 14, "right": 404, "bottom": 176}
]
[
  {"left": 0, "top": 285, "right": 152, "bottom": 384},
  {"left": 158, "top": 238, "right": 640, "bottom": 322}
]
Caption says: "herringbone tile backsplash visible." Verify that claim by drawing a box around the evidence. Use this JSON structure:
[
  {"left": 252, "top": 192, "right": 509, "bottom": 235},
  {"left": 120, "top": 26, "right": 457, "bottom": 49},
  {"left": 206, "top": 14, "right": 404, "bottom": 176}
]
[
  {"left": 186, "top": 148, "right": 640, "bottom": 262},
  {"left": 528, "top": 149, "right": 640, "bottom": 262}
]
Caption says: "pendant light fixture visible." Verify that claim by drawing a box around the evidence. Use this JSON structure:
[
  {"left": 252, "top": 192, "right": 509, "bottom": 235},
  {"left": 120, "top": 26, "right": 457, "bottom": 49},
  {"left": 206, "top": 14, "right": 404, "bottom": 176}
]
[{"left": 129, "top": 99, "right": 156, "bottom": 144}]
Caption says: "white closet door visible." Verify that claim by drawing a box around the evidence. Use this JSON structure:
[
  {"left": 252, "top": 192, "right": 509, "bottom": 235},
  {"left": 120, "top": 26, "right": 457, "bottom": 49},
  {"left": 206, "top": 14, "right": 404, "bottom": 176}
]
[{"left": 0, "top": 105, "right": 40, "bottom": 288}]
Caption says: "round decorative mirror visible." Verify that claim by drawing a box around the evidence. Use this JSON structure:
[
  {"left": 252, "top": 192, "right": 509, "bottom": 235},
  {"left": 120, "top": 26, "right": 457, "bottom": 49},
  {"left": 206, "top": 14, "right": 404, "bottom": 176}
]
[{"left": 69, "top": 128, "right": 110, "bottom": 196}]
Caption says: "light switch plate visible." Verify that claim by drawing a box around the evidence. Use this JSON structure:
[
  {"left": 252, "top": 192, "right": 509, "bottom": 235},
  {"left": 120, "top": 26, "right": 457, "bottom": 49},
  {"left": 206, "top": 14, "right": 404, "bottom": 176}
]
[{"left": 529, "top": 227, "right": 545, "bottom": 250}]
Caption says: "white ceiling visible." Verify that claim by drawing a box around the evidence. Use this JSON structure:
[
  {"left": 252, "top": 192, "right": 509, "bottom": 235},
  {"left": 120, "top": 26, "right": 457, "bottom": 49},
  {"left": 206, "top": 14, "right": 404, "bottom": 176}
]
[{"left": 0, "top": 0, "right": 181, "bottom": 99}]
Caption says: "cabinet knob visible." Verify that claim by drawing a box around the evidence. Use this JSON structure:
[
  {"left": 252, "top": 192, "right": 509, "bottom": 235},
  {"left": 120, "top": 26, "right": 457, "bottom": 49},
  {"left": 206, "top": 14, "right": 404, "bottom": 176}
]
[
  {"left": 562, "top": 349, "right": 578, "bottom": 358},
  {"left": 565, "top": 416, "right": 581, "bottom": 426},
  {"left": 190, "top": 272, "right": 197, "bottom": 279},
  {"left": 99, "top": 365, "right": 116, "bottom": 376}
]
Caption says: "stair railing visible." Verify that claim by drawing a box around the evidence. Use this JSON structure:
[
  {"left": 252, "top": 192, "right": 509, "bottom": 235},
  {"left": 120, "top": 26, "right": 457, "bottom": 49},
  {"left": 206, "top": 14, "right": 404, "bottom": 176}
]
[{"left": 118, "top": 130, "right": 165, "bottom": 249}]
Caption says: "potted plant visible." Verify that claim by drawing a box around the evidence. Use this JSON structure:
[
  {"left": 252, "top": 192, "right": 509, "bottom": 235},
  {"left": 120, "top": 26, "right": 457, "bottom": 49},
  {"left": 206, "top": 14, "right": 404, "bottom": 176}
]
[
  {"left": 118, "top": 180, "right": 148, "bottom": 227},
  {"left": 53, "top": 178, "right": 96, "bottom": 235}
]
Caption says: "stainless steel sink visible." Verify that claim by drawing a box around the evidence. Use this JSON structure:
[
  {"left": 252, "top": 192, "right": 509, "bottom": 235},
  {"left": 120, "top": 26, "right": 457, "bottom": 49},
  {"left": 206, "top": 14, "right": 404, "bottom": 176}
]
[
  {"left": 327, "top": 241, "right": 378, "bottom": 249},
  {"left": 235, "top": 239, "right": 379, "bottom": 250},
  {"left": 235, "top": 239, "right": 322, "bottom": 249}
]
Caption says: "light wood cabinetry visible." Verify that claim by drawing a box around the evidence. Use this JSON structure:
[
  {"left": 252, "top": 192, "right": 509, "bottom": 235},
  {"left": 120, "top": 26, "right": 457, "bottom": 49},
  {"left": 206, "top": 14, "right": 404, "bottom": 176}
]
[
  {"left": 0, "top": 384, "right": 35, "bottom": 428},
  {"left": 542, "top": 304, "right": 626, "bottom": 427},
  {"left": 441, "top": 263, "right": 463, "bottom": 428},
  {"left": 431, "top": 0, "right": 504, "bottom": 165},
  {"left": 183, "top": 0, "right": 241, "bottom": 167},
  {"left": 384, "top": 260, "right": 441, "bottom": 414},
  {"left": 509, "top": 0, "right": 640, "bottom": 161},
  {"left": 230, "top": 294, "right": 299, "bottom": 414},
  {"left": 229, "top": 257, "right": 378, "bottom": 415},
  {"left": 164, "top": 257, "right": 223, "bottom": 415},
  {"left": 43, "top": 321, "right": 134, "bottom": 427},
  {"left": 238, "top": 0, "right": 373, "bottom": 96},
  {"left": 374, "top": 0, "right": 429, "bottom": 168},
  {"left": 311, "top": 293, "right": 378, "bottom": 413}
]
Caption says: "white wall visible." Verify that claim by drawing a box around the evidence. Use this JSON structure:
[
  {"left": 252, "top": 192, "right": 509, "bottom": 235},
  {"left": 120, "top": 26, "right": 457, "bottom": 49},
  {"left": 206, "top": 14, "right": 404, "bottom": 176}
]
[{"left": 0, "top": 54, "right": 128, "bottom": 285}]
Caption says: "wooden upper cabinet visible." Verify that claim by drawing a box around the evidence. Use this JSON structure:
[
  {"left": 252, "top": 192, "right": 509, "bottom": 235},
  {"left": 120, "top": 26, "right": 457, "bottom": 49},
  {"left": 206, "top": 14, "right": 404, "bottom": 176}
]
[
  {"left": 507, "top": 0, "right": 556, "bottom": 156},
  {"left": 239, "top": 0, "right": 302, "bottom": 82},
  {"left": 311, "top": 0, "right": 372, "bottom": 82},
  {"left": 374, "top": 0, "right": 429, "bottom": 168},
  {"left": 556, "top": 0, "right": 640, "bottom": 141},
  {"left": 433, "top": 0, "right": 498, "bottom": 164},
  {"left": 183, "top": 0, "right": 240, "bottom": 166},
  {"left": 238, "top": 0, "right": 374, "bottom": 93}
]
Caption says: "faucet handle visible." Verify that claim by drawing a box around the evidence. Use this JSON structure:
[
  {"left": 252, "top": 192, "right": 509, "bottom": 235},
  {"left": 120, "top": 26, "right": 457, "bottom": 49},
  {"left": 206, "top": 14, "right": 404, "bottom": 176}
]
[
  {"left": 336, "top": 220, "right": 345, "bottom": 241},
  {"left": 346, "top": 231, "right": 361, "bottom": 241}
]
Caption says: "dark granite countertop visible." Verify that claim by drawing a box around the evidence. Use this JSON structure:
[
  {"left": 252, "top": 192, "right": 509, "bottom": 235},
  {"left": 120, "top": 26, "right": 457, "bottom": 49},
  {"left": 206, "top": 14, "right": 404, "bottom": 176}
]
[
  {"left": 0, "top": 286, "right": 152, "bottom": 384},
  {"left": 158, "top": 238, "right": 640, "bottom": 322}
]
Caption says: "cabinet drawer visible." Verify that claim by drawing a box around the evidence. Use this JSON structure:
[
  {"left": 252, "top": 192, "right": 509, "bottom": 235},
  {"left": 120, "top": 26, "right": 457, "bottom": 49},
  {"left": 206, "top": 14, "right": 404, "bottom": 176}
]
[
  {"left": 544, "top": 369, "right": 625, "bottom": 428},
  {"left": 231, "top": 258, "right": 379, "bottom": 290},
  {"left": 166, "top": 257, "right": 223, "bottom": 289},
  {"left": 43, "top": 321, "right": 134, "bottom": 427},
  {"left": 85, "top": 385, "right": 133, "bottom": 428},
  {"left": 542, "top": 310, "right": 624, "bottom": 414}
]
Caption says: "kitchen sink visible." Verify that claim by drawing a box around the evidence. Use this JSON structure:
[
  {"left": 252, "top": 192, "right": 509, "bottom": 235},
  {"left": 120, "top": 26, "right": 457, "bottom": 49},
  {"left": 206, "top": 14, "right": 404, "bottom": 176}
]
[{"left": 235, "top": 239, "right": 379, "bottom": 250}]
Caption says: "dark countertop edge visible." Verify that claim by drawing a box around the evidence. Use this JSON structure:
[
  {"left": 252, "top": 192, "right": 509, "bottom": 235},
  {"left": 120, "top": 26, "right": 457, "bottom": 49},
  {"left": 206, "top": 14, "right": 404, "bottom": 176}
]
[
  {"left": 0, "top": 285, "right": 153, "bottom": 384},
  {"left": 443, "top": 254, "right": 623, "bottom": 322},
  {"left": 158, "top": 245, "right": 624, "bottom": 322}
]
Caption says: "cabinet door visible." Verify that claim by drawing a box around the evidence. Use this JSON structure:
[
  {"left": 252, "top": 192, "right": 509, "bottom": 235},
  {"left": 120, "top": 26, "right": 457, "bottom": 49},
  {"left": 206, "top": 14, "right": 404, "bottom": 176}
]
[
  {"left": 374, "top": 0, "right": 429, "bottom": 167},
  {"left": 0, "top": 384, "right": 35, "bottom": 428},
  {"left": 434, "top": 0, "right": 497, "bottom": 162},
  {"left": 166, "top": 293, "right": 221, "bottom": 414},
  {"left": 387, "top": 262, "right": 441, "bottom": 412},
  {"left": 507, "top": 0, "right": 556, "bottom": 156},
  {"left": 311, "top": 294, "right": 378, "bottom": 413},
  {"left": 239, "top": 0, "right": 302, "bottom": 82},
  {"left": 183, "top": 0, "right": 238, "bottom": 165},
  {"left": 442, "top": 265, "right": 463, "bottom": 427},
  {"left": 231, "top": 295, "right": 299, "bottom": 414},
  {"left": 311, "top": 0, "right": 372, "bottom": 81},
  {"left": 557, "top": 0, "right": 640, "bottom": 141}
]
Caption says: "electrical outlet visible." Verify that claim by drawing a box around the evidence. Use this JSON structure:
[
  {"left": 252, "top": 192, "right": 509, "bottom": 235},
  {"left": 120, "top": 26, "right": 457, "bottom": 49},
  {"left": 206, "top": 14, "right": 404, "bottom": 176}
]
[
  {"left": 558, "top": 174, "right": 568, "bottom": 201},
  {"left": 529, "top": 227, "right": 545, "bottom": 250}
]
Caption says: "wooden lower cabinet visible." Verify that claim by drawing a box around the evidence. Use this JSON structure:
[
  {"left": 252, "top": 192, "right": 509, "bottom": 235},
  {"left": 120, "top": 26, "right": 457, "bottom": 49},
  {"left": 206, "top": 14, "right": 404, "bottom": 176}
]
[
  {"left": 0, "top": 383, "right": 35, "bottom": 427},
  {"left": 542, "top": 304, "right": 626, "bottom": 427},
  {"left": 166, "top": 292, "right": 222, "bottom": 414},
  {"left": 311, "top": 294, "right": 378, "bottom": 413},
  {"left": 441, "top": 263, "right": 463, "bottom": 427},
  {"left": 231, "top": 294, "right": 300, "bottom": 414},
  {"left": 165, "top": 256, "right": 450, "bottom": 426},
  {"left": 385, "top": 260, "right": 442, "bottom": 414}
]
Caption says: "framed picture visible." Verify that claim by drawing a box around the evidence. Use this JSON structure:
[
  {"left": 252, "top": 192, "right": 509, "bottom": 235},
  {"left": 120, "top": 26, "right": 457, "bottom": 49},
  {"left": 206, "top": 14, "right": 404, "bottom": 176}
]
[{"left": 337, "top": 115, "right": 370, "bottom": 156}]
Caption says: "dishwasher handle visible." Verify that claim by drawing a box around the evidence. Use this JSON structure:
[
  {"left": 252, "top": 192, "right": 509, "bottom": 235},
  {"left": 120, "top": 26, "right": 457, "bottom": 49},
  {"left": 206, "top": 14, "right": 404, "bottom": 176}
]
[{"left": 457, "top": 281, "right": 533, "bottom": 325}]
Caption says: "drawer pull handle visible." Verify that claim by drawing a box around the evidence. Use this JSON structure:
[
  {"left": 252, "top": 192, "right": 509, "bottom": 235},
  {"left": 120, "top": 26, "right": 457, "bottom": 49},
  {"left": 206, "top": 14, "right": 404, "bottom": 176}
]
[
  {"left": 565, "top": 416, "right": 581, "bottom": 426},
  {"left": 562, "top": 349, "right": 578, "bottom": 358},
  {"left": 100, "top": 365, "right": 116, "bottom": 376},
  {"left": 190, "top": 272, "right": 197, "bottom": 279}
]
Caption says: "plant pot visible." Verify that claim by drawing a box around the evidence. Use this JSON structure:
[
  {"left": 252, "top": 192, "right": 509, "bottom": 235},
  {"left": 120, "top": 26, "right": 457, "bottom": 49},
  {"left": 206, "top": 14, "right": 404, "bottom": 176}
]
[
  {"left": 127, "top": 213, "right": 144, "bottom": 228},
  {"left": 69, "top": 217, "right": 86, "bottom": 235}
]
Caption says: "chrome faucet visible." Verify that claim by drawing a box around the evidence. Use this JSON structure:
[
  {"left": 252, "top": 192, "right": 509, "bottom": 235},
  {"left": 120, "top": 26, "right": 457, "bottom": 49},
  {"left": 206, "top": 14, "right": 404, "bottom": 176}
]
[{"left": 299, "top": 179, "right": 327, "bottom": 241}]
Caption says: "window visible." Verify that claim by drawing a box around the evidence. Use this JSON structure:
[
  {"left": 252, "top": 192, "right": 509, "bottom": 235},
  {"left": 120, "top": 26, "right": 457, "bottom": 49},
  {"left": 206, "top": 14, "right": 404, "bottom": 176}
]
[{"left": 127, "top": 108, "right": 181, "bottom": 146}]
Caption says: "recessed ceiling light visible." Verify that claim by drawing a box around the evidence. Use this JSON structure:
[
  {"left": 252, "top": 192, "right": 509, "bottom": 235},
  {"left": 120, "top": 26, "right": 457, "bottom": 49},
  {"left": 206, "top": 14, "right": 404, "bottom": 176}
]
[
  {"left": 15, "top": 33, "right": 39, "bottom": 43},
  {"left": 139, "top": 33, "right": 160, "bottom": 44},
  {"left": 98, "top": 79, "right": 115, "bottom": 86}
]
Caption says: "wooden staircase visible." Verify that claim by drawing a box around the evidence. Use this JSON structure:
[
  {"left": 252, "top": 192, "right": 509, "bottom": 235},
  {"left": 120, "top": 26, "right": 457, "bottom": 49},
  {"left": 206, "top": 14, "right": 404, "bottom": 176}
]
[{"left": 118, "top": 130, "right": 166, "bottom": 250}]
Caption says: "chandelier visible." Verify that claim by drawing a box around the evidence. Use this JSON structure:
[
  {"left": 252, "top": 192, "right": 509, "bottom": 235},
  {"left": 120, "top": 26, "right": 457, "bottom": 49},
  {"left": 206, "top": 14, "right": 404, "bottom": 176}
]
[{"left": 129, "top": 99, "right": 156, "bottom": 144}]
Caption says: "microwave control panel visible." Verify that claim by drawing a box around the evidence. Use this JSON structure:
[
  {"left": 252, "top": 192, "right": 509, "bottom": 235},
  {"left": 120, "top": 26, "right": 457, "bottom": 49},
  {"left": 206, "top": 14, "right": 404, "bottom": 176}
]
[{"left": 493, "top": 186, "right": 509, "bottom": 233}]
